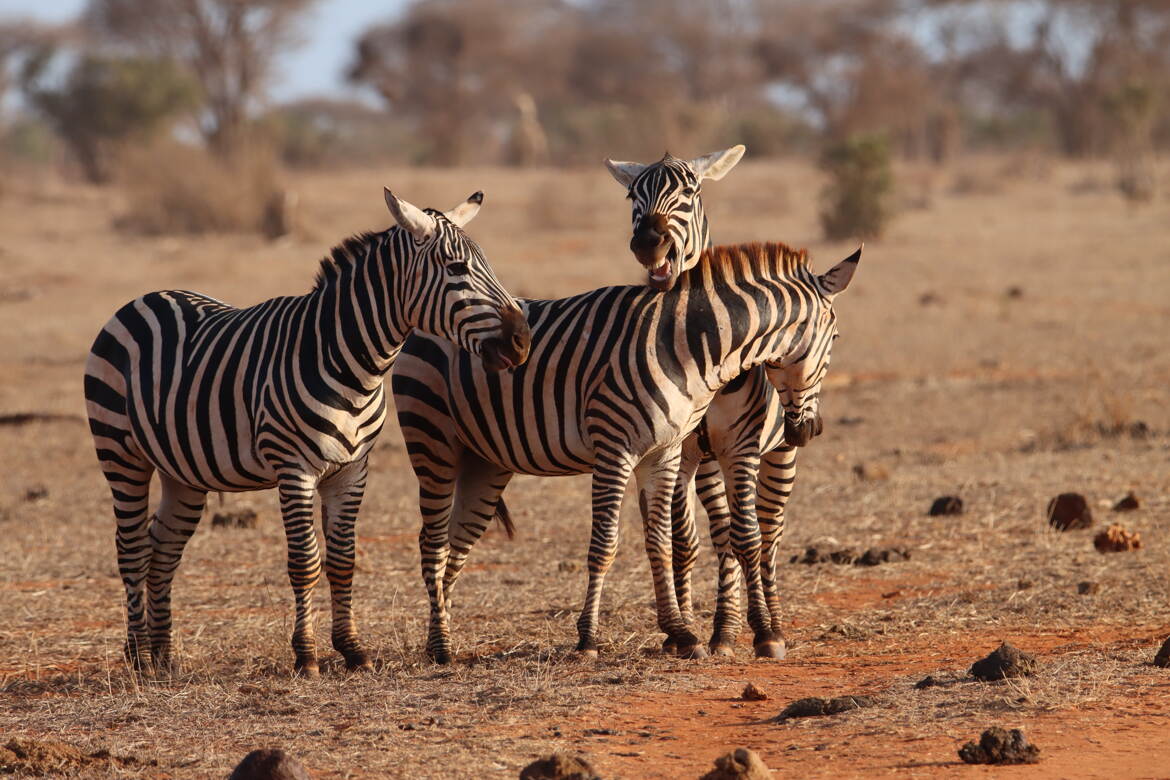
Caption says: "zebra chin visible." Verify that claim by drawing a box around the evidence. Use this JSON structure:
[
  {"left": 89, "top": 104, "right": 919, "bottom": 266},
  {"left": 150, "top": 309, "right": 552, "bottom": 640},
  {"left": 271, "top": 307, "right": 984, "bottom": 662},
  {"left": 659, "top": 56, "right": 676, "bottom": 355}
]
[
  {"left": 477, "top": 307, "right": 531, "bottom": 372},
  {"left": 783, "top": 413, "right": 824, "bottom": 447}
]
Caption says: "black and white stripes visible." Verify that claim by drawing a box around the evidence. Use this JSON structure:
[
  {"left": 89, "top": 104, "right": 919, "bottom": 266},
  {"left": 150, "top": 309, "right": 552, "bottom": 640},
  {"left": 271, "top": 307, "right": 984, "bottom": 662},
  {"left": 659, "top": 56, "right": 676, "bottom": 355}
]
[{"left": 85, "top": 188, "right": 529, "bottom": 675}]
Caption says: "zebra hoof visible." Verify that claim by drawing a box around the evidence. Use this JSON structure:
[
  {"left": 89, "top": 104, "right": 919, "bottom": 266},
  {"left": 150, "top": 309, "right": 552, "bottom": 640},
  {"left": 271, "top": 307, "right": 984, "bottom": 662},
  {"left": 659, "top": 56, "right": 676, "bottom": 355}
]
[
  {"left": 661, "top": 637, "right": 678, "bottom": 654},
  {"left": 709, "top": 642, "right": 736, "bottom": 658},
  {"left": 294, "top": 659, "right": 320, "bottom": 678},
  {"left": 677, "top": 642, "right": 709, "bottom": 660},
  {"left": 426, "top": 649, "right": 453, "bottom": 665},
  {"left": 753, "top": 640, "right": 787, "bottom": 660},
  {"left": 345, "top": 656, "right": 374, "bottom": 673}
]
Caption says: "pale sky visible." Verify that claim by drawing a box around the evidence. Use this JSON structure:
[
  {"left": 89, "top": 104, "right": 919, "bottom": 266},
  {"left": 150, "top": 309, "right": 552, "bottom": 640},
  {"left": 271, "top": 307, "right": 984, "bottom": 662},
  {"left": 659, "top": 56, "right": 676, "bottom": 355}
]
[{"left": 0, "top": 0, "right": 408, "bottom": 102}]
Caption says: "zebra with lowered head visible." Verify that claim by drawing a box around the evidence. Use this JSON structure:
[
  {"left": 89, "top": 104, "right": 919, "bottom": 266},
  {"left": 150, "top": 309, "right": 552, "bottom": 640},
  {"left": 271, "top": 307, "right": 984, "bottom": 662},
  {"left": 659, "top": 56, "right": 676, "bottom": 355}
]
[
  {"left": 84, "top": 188, "right": 530, "bottom": 676},
  {"left": 392, "top": 237, "right": 859, "bottom": 663}
]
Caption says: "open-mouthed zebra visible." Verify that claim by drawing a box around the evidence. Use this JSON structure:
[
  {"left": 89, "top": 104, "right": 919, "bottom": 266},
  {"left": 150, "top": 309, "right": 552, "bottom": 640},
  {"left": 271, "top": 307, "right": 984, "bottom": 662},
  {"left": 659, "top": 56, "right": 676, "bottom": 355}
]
[
  {"left": 392, "top": 239, "right": 858, "bottom": 662},
  {"left": 84, "top": 188, "right": 530, "bottom": 676},
  {"left": 607, "top": 147, "right": 815, "bottom": 658}
]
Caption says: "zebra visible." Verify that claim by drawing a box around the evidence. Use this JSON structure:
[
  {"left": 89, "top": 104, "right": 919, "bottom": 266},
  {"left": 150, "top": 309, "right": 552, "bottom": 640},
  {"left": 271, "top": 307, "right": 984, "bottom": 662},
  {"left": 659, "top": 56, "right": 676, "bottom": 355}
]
[
  {"left": 392, "top": 239, "right": 859, "bottom": 663},
  {"left": 84, "top": 188, "right": 530, "bottom": 677},
  {"left": 606, "top": 148, "right": 809, "bottom": 658}
]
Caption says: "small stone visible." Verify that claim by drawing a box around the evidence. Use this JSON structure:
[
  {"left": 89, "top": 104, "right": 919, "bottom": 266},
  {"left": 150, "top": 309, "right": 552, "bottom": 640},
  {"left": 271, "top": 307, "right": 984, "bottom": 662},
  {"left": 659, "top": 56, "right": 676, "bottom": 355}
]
[
  {"left": 1093, "top": 524, "right": 1142, "bottom": 553},
  {"left": 1047, "top": 493, "right": 1092, "bottom": 531},
  {"left": 519, "top": 753, "right": 601, "bottom": 780},
  {"left": 958, "top": 727, "right": 1040, "bottom": 765},
  {"left": 1076, "top": 581, "right": 1100, "bottom": 595},
  {"left": 970, "top": 642, "right": 1036, "bottom": 681},
  {"left": 928, "top": 496, "right": 963, "bottom": 516},
  {"left": 700, "top": 747, "right": 774, "bottom": 780},
  {"left": 741, "top": 682, "right": 769, "bottom": 701},
  {"left": 1153, "top": 636, "right": 1170, "bottom": 668},
  {"left": 1112, "top": 492, "right": 1140, "bottom": 512},
  {"left": 228, "top": 749, "right": 312, "bottom": 780}
]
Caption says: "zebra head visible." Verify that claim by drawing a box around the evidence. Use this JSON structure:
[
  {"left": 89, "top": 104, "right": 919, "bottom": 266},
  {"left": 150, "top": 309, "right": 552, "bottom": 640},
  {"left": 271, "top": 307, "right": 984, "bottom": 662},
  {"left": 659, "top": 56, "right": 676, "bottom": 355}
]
[
  {"left": 605, "top": 145, "right": 745, "bottom": 291},
  {"left": 764, "top": 246, "right": 862, "bottom": 447},
  {"left": 384, "top": 188, "right": 530, "bottom": 371}
]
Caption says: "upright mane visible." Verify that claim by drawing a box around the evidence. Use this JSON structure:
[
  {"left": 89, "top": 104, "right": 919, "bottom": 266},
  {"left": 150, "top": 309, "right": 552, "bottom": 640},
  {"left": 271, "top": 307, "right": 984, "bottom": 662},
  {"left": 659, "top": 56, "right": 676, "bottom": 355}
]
[
  {"left": 312, "top": 231, "right": 384, "bottom": 292},
  {"left": 698, "top": 241, "right": 812, "bottom": 282}
]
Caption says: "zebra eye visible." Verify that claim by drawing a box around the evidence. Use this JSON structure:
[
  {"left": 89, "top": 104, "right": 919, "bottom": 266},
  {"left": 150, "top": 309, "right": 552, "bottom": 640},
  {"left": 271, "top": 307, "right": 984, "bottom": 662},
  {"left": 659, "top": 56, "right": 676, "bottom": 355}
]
[{"left": 446, "top": 262, "right": 470, "bottom": 275}]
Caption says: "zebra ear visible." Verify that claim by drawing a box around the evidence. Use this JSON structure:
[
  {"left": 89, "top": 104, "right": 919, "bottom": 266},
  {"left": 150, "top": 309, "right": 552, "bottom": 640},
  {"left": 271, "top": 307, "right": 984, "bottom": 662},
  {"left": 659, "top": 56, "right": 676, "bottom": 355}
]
[
  {"left": 444, "top": 190, "right": 483, "bottom": 228},
  {"left": 818, "top": 245, "right": 862, "bottom": 300},
  {"left": 690, "top": 144, "right": 745, "bottom": 182},
  {"left": 604, "top": 158, "right": 647, "bottom": 188},
  {"left": 384, "top": 187, "right": 436, "bottom": 241}
]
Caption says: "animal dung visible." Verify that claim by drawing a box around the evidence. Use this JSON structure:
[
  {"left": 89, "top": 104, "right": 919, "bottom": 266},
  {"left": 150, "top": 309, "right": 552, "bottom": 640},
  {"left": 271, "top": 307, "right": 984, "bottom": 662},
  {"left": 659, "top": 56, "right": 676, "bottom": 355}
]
[
  {"left": 1154, "top": 636, "right": 1170, "bottom": 669},
  {"left": 1076, "top": 581, "right": 1100, "bottom": 595},
  {"left": 519, "top": 753, "right": 601, "bottom": 780},
  {"left": 958, "top": 727, "right": 1040, "bottom": 765},
  {"left": 1112, "top": 492, "right": 1140, "bottom": 512},
  {"left": 700, "top": 747, "right": 774, "bottom": 780},
  {"left": 1093, "top": 524, "right": 1142, "bottom": 553},
  {"left": 228, "top": 749, "right": 312, "bottom": 780},
  {"left": 970, "top": 642, "right": 1036, "bottom": 681},
  {"left": 928, "top": 496, "right": 963, "bottom": 516},
  {"left": 741, "top": 682, "right": 769, "bottom": 701},
  {"left": 1046, "top": 493, "right": 1092, "bottom": 531},
  {"left": 790, "top": 545, "right": 910, "bottom": 566},
  {"left": 774, "top": 695, "right": 873, "bottom": 721}
]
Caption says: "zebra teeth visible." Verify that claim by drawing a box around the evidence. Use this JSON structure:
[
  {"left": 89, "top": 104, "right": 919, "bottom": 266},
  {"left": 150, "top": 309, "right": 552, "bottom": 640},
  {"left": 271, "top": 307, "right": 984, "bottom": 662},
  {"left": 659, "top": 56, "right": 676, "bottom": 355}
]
[{"left": 649, "top": 261, "right": 671, "bottom": 282}]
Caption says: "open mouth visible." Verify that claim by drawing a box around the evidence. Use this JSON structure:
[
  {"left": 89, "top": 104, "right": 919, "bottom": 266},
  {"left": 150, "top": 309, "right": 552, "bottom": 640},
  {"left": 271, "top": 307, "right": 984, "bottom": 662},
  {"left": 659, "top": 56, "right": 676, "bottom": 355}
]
[{"left": 641, "top": 245, "right": 678, "bottom": 291}]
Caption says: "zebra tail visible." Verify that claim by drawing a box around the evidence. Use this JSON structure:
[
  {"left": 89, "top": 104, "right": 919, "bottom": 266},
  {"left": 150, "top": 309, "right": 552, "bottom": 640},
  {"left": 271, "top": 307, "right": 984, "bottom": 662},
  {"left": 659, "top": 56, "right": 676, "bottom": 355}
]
[{"left": 494, "top": 498, "right": 516, "bottom": 540}]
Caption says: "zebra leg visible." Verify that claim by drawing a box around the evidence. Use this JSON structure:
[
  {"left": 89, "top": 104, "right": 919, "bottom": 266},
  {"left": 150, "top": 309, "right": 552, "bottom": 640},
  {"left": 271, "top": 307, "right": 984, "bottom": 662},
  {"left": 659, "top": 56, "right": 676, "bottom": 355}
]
[
  {"left": 418, "top": 464, "right": 457, "bottom": 664},
  {"left": 661, "top": 448, "right": 701, "bottom": 655},
  {"left": 695, "top": 457, "right": 743, "bottom": 657},
  {"left": 146, "top": 474, "right": 207, "bottom": 673},
  {"left": 319, "top": 459, "right": 373, "bottom": 672},
  {"left": 575, "top": 457, "right": 635, "bottom": 657},
  {"left": 636, "top": 446, "right": 705, "bottom": 659},
  {"left": 757, "top": 446, "right": 797, "bottom": 639},
  {"left": 720, "top": 452, "right": 784, "bottom": 659},
  {"left": 276, "top": 473, "right": 324, "bottom": 677},
  {"left": 444, "top": 453, "right": 515, "bottom": 600},
  {"left": 103, "top": 457, "right": 155, "bottom": 671}
]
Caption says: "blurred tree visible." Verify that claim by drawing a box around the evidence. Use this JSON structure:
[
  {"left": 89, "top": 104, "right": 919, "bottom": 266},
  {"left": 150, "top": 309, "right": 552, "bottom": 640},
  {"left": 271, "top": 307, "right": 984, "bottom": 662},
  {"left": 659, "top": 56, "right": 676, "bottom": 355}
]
[
  {"left": 84, "top": 0, "right": 316, "bottom": 157},
  {"left": 22, "top": 54, "right": 199, "bottom": 182},
  {"left": 819, "top": 133, "right": 893, "bottom": 240}
]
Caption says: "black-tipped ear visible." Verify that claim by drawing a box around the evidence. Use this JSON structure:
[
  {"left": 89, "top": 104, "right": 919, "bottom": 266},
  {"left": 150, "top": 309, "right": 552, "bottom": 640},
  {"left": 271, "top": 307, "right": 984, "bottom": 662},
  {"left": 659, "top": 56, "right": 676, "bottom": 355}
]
[
  {"left": 469, "top": 190, "right": 484, "bottom": 204},
  {"left": 818, "top": 244, "right": 862, "bottom": 300}
]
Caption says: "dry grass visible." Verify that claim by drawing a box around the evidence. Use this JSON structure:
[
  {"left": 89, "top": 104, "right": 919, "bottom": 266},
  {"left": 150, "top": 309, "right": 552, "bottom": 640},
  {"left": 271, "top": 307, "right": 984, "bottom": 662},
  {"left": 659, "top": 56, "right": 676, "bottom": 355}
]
[{"left": 1, "top": 157, "right": 1169, "bottom": 777}]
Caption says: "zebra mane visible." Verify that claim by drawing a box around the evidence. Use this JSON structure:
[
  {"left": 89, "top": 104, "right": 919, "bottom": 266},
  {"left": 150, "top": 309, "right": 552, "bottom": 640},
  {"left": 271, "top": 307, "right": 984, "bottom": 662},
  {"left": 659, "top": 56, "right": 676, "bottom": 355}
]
[
  {"left": 702, "top": 241, "right": 811, "bottom": 279},
  {"left": 312, "top": 231, "right": 384, "bottom": 292}
]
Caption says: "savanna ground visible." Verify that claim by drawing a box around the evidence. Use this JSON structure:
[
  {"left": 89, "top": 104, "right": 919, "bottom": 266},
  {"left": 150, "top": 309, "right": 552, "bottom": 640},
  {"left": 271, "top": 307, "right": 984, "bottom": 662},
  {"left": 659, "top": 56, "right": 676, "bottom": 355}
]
[{"left": 1, "top": 156, "right": 1169, "bottom": 779}]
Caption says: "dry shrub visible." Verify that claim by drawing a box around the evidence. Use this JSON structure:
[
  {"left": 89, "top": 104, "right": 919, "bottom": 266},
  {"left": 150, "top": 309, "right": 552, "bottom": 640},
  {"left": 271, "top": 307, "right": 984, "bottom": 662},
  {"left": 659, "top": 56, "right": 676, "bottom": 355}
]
[
  {"left": 819, "top": 134, "right": 894, "bottom": 241},
  {"left": 115, "top": 140, "right": 283, "bottom": 235}
]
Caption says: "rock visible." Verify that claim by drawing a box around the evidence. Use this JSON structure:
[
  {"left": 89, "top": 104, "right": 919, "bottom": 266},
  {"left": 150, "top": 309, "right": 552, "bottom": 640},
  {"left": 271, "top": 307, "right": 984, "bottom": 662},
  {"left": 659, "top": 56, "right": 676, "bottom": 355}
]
[
  {"left": 519, "top": 753, "right": 601, "bottom": 780},
  {"left": 1076, "top": 581, "right": 1100, "bottom": 595},
  {"left": 741, "top": 683, "right": 768, "bottom": 701},
  {"left": 970, "top": 643, "right": 1036, "bottom": 681},
  {"left": 228, "top": 749, "right": 312, "bottom": 780},
  {"left": 1154, "top": 636, "right": 1170, "bottom": 668},
  {"left": 928, "top": 496, "right": 963, "bottom": 516},
  {"left": 1047, "top": 493, "right": 1092, "bottom": 531},
  {"left": 1093, "top": 524, "right": 1142, "bottom": 553},
  {"left": 700, "top": 747, "right": 774, "bottom": 780},
  {"left": 958, "top": 727, "right": 1040, "bottom": 765},
  {"left": 1112, "top": 492, "right": 1140, "bottom": 512},
  {"left": 775, "top": 695, "right": 873, "bottom": 721},
  {"left": 212, "top": 509, "right": 259, "bottom": 529}
]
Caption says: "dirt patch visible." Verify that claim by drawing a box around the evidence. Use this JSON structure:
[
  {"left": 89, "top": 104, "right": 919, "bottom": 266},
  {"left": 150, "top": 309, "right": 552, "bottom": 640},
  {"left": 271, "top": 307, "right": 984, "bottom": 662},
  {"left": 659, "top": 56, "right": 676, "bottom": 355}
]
[
  {"left": 0, "top": 738, "right": 150, "bottom": 776},
  {"left": 958, "top": 727, "right": 1041, "bottom": 765},
  {"left": 970, "top": 642, "right": 1037, "bottom": 681}
]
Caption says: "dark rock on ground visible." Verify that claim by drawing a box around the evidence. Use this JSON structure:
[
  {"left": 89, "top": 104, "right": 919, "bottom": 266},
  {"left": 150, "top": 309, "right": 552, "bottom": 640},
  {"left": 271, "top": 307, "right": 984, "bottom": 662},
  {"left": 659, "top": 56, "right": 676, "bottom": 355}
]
[
  {"left": 1153, "top": 636, "right": 1170, "bottom": 668},
  {"left": 519, "top": 753, "right": 601, "bottom": 780},
  {"left": 229, "top": 749, "right": 312, "bottom": 780},
  {"left": 970, "top": 642, "right": 1036, "bottom": 681},
  {"left": 775, "top": 695, "right": 873, "bottom": 721},
  {"left": 1113, "top": 492, "right": 1140, "bottom": 512},
  {"left": 700, "top": 747, "right": 774, "bottom": 780},
  {"left": 1077, "top": 581, "right": 1100, "bottom": 595},
  {"left": 928, "top": 496, "right": 963, "bottom": 516},
  {"left": 1047, "top": 493, "right": 1092, "bottom": 531},
  {"left": 212, "top": 508, "right": 259, "bottom": 529},
  {"left": 741, "top": 683, "right": 768, "bottom": 701},
  {"left": 1094, "top": 524, "right": 1142, "bottom": 553},
  {"left": 958, "top": 728, "right": 1040, "bottom": 765}
]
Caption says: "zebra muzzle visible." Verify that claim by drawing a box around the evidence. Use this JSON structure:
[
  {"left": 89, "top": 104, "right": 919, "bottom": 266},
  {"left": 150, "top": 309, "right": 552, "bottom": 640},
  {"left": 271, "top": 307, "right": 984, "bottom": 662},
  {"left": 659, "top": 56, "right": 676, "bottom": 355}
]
[
  {"left": 480, "top": 307, "right": 531, "bottom": 372},
  {"left": 783, "top": 413, "right": 823, "bottom": 447}
]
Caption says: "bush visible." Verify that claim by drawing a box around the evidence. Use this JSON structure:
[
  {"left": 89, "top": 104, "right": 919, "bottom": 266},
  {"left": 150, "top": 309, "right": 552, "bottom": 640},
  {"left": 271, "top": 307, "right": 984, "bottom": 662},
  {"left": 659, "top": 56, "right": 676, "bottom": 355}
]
[
  {"left": 115, "top": 140, "right": 285, "bottom": 236},
  {"left": 819, "top": 134, "right": 894, "bottom": 241}
]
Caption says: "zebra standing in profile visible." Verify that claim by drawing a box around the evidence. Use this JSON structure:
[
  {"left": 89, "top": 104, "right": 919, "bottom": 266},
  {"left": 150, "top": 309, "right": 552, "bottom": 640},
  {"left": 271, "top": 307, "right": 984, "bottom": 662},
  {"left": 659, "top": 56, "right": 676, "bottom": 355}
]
[
  {"left": 605, "top": 149, "right": 809, "bottom": 657},
  {"left": 392, "top": 237, "right": 859, "bottom": 663},
  {"left": 84, "top": 188, "right": 530, "bottom": 676}
]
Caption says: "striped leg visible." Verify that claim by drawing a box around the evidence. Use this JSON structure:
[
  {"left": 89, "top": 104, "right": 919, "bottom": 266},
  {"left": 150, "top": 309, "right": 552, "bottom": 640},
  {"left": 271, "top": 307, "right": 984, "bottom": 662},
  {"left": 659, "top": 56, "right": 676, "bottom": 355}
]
[
  {"left": 695, "top": 458, "right": 743, "bottom": 656},
  {"left": 757, "top": 446, "right": 797, "bottom": 639},
  {"left": 661, "top": 449, "right": 702, "bottom": 654},
  {"left": 720, "top": 451, "right": 784, "bottom": 658},
  {"left": 105, "top": 459, "right": 155, "bottom": 670},
  {"left": 418, "top": 463, "right": 457, "bottom": 664},
  {"left": 276, "top": 473, "right": 323, "bottom": 677},
  {"left": 576, "top": 456, "right": 635, "bottom": 656},
  {"left": 319, "top": 459, "right": 372, "bottom": 672},
  {"left": 443, "top": 453, "right": 515, "bottom": 600},
  {"left": 146, "top": 475, "right": 207, "bottom": 673},
  {"left": 636, "top": 445, "right": 705, "bottom": 658}
]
